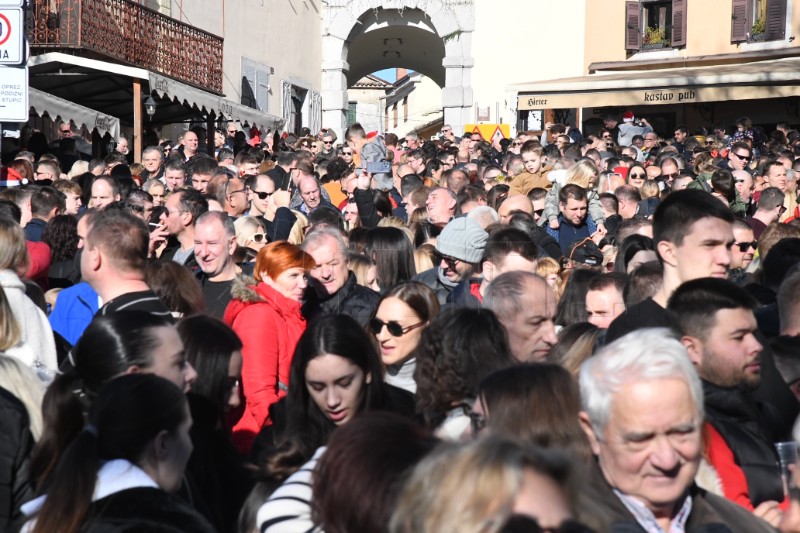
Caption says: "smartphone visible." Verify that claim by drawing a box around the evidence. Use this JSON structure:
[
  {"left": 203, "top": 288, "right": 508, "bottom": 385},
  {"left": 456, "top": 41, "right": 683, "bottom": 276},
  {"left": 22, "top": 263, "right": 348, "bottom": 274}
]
[{"left": 366, "top": 161, "right": 391, "bottom": 174}]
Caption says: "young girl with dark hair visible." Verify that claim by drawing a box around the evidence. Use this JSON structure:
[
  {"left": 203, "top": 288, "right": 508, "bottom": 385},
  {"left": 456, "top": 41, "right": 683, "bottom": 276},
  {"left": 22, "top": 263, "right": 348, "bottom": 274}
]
[{"left": 24, "top": 374, "right": 213, "bottom": 533}]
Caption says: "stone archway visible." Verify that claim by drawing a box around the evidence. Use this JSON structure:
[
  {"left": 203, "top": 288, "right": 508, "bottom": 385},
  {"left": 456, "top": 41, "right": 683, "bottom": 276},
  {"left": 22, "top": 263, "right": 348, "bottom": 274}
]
[{"left": 322, "top": 0, "right": 475, "bottom": 139}]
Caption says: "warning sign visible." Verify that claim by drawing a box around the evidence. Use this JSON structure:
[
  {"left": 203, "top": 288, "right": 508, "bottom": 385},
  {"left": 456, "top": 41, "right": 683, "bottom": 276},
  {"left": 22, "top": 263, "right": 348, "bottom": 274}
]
[
  {"left": 0, "top": 65, "right": 28, "bottom": 122},
  {"left": 0, "top": 7, "right": 24, "bottom": 64}
]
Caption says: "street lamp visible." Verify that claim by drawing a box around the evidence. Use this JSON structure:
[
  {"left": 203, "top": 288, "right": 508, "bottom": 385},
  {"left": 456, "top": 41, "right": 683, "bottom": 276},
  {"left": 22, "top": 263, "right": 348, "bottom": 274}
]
[{"left": 144, "top": 96, "right": 157, "bottom": 120}]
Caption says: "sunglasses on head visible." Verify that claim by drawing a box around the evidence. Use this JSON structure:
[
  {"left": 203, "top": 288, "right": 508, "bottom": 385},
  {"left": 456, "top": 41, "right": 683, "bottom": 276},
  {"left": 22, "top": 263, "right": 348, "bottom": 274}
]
[
  {"left": 734, "top": 240, "right": 757, "bottom": 252},
  {"left": 369, "top": 318, "right": 425, "bottom": 337},
  {"left": 252, "top": 190, "right": 274, "bottom": 200}
]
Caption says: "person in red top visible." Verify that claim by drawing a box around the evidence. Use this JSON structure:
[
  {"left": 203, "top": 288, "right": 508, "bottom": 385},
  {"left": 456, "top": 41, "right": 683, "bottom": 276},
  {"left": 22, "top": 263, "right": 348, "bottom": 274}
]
[{"left": 224, "top": 241, "right": 316, "bottom": 454}]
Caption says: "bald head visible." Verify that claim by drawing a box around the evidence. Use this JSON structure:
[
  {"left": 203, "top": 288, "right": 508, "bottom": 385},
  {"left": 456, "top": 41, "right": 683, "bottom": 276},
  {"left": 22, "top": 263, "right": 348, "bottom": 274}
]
[
  {"left": 397, "top": 164, "right": 415, "bottom": 178},
  {"left": 599, "top": 173, "right": 626, "bottom": 194},
  {"left": 732, "top": 169, "right": 754, "bottom": 203},
  {"left": 497, "top": 194, "right": 533, "bottom": 223}
]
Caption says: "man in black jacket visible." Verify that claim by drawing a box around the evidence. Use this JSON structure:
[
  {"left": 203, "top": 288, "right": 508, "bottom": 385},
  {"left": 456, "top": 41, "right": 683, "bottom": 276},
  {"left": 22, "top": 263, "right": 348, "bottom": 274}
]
[
  {"left": 301, "top": 226, "right": 379, "bottom": 327},
  {"left": 669, "top": 277, "right": 795, "bottom": 513}
]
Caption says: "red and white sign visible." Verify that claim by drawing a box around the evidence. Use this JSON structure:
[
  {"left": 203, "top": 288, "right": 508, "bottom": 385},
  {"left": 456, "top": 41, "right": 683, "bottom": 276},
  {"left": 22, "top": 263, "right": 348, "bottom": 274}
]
[{"left": 0, "top": 7, "right": 24, "bottom": 64}]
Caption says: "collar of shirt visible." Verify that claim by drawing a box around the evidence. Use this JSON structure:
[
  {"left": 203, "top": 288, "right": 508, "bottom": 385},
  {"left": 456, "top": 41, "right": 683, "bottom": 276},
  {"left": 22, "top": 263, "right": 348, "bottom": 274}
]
[{"left": 613, "top": 489, "right": 692, "bottom": 533}]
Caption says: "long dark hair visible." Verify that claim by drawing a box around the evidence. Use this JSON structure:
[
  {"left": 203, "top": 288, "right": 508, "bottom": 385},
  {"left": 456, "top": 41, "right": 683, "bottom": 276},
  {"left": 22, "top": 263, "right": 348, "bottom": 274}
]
[
  {"left": 178, "top": 315, "right": 242, "bottom": 414},
  {"left": 30, "top": 312, "right": 174, "bottom": 490},
  {"left": 265, "top": 314, "right": 388, "bottom": 480},
  {"left": 31, "top": 374, "right": 187, "bottom": 533},
  {"left": 364, "top": 227, "right": 416, "bottom": 292},
  {"left": 42, "top": 215, "right": 79, "bottom": 262}
]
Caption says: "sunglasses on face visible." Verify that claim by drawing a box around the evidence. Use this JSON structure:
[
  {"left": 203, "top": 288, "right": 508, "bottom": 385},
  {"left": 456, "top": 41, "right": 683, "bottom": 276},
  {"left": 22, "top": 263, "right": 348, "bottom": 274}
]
[
  {"left": 434, "top": 251, "right": 461, "bottom": 269},
  {"left": 662, "top": 172, "right": 680, "bottom": 180},
  {"left": 511, "top": 142, "right": 522, "bottom": 147},
  {"left": 629, "top": 172, "right": 646, "bottom": 179},
  {"left": 369, "top": 318, "right": 425, "bottom": 337},
  {"left": 60, "top": 129, "right": 70, "bottom": 134},
  {"left": 323, "top": 140, "right": 333, "bottom": 145},
  {"left": 252, "top": 190, "right": 274, "bottom": 200},
  {"left": 534, "top": 208, "right": 544, "bottom": 216},
  {"left": 342, "top": 151, "right": 353, "bottom": 156},
  {"left": 732, "top": 152, "right": 752, "bottom": 162},
  {"left": 251, "top": 233, "right": 266, "bottom": 243},
  {"left": 734, "top": 240, "right": 757, "bottom": 252}
]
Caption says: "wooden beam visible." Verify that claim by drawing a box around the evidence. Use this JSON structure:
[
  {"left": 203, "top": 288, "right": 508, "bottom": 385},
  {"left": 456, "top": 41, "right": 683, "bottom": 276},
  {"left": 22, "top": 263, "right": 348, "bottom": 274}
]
[
  {"left": 133, "top": 79, "right": 143, "bottom": 164},
  {"left": 207, "top": 114, "right": 215, "bottom": 157}
]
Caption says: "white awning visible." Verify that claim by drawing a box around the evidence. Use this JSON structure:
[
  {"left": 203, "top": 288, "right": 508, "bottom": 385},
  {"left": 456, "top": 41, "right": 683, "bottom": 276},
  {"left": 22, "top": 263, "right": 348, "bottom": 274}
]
[
  {"left": 29, "top": 88, "right": 120, "bottom": 138},
  {"left": 510, "top": 57, "right": 800, "bottom": 110},
  {"left": 149, "top": 72, "right": 285, "bottom": 131},
  {"left": 28, "top": 53, "right": 284, "bottom": 130}
]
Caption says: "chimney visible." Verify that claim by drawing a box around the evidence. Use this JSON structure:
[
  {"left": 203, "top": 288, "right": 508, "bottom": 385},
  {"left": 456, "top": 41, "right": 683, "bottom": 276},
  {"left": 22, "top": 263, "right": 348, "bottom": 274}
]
[{"left": 396, "top": 68, "right": 407, "bottom": 81}]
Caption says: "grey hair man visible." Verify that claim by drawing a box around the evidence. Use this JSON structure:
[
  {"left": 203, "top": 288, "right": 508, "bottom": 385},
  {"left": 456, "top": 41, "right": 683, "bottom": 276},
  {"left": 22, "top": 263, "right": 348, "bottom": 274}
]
[
  {"left": 578, "top": 329, "right": 774, "bottom": 532},
  {"left": 194, "top": 211, "right": 240, "bottom": 317},
  {"left": 301, "top": 226, "right": 379, "bottom": 327},
  {"left": 746, "top": 187, "right": 785, "bottom": 240},
  {"left": 483, "top": 271, "right": 557, "bottom": 362}
]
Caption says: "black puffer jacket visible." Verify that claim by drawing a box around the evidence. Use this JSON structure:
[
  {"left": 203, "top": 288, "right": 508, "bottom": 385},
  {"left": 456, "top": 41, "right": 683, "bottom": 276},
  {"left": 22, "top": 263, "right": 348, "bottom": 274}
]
[
  {"left": 703, "top": 380, "right": 784, "bottom": 506},
  {"left": 0, "top": 387, "right": 33, "bottom": 530},
  {"left": 303, "top": 272, "right": 380, "bottom": 328}
]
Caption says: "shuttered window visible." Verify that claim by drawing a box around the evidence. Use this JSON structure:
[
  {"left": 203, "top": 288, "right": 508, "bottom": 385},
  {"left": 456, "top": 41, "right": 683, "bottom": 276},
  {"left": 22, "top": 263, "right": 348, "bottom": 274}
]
[
  {"left": 731, "top": 0, "right": 787, "bottom": 42},
  {"left": 241, "top": 58, "right": 270, "bottom": 112},
  {"left": 347, "top": 102, "right": 357, "bottom": 127},
  {"left": 626, "top": 1, "right": 687, "bottom": 52}
]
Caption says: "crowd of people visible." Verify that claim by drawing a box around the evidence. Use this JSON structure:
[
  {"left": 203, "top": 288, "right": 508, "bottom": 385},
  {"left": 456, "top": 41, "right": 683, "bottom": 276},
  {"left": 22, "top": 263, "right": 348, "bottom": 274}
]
[{"left": 0, "top": 111, "right": 800, "bottom": 531}]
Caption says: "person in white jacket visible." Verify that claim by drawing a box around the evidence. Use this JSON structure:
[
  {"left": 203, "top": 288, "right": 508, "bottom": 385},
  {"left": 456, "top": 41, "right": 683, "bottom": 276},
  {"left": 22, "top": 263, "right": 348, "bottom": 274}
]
[{"left": 0, "top": 218, "right": 57, "bottom": 381}]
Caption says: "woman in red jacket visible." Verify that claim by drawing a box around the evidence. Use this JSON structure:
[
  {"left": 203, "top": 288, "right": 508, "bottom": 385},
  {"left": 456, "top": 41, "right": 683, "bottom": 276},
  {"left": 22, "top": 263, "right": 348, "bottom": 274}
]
[{"left": 224, "top": 241, "right": 316, "bottom": 454}]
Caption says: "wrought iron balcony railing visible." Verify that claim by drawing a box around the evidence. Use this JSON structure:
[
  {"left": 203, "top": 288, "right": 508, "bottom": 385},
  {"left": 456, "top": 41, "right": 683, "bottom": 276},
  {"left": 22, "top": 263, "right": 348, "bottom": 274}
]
[{"left": 27, "top": 0, "right": 224, "bottom": 94}]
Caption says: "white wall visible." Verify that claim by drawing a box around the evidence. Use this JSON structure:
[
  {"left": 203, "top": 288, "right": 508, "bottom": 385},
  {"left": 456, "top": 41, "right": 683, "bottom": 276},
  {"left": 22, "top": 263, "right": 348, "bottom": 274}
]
[{"left": 173, "top": 0, "right": 322, "bottom": 128}]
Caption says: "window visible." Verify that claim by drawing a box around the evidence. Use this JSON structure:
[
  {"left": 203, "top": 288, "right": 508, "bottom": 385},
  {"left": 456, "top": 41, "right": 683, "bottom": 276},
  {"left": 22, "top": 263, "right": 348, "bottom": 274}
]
[
  {"left": 347, "top": 102, "right": 357, "bottom": 127},
  {"left": 625, "top": 0, "right": 686, "bottom": 52},
  {"left": 403, "top": 97, "right": 408, "bottom": 123},
  {"left": 241, "top": 58, "right": 270, "bottom": 112},
  {"left": 731, "top": 0, "right": 786, "bottom": 42},
  {"left": 385, "top": 108, "right": 389, "bottom": 131},
  {"left": 393, "top": 103, "right": 398, "bottom": 128}
]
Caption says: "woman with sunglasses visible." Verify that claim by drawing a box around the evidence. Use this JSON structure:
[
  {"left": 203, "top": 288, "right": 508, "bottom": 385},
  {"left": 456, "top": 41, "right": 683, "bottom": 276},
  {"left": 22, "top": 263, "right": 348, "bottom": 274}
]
[
  {"left": 627, "top": 163, "right": 648, "bottom": 189},
  {"left": 224, "top": 242, "right": 316, "bottom": 454},
  {"left": 234, "top": 216, "right": 268, "bottom": 252},
  {"left": 370, "top": 282, "right": 440, "bottom": 394}
]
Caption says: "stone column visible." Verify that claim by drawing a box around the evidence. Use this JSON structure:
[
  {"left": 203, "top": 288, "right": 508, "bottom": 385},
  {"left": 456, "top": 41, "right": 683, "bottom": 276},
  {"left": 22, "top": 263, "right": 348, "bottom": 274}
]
[
  {"left": 321, "top": 35, "right": 349, "bottom": 140},
  {"left": 442, "top": 34, "right": 475, "bottom": 137}
]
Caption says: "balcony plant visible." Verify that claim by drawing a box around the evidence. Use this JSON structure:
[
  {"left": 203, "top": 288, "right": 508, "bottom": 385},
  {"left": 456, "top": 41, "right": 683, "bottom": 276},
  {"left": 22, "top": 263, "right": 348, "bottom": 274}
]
[
  {"left": 751, "top": 18, "right": 766, "bottom": 41},
  {"left": 643, "top": 26, "right": 668, "bottom": 49}
]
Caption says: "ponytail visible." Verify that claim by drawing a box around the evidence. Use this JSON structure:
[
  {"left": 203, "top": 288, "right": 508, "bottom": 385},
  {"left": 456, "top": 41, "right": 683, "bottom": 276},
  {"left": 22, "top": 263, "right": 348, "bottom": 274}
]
[
  {"left": 30, "top": 429, "right": 101, "bottom": 533},
  {"left": 29, "top": 372, "right": 85, "bottom": 492}
]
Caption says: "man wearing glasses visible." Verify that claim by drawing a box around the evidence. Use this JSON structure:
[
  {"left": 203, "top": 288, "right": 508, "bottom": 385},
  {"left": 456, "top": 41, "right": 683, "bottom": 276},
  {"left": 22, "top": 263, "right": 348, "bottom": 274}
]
[
  {"left": 225, "top": 123, "right": 239, "bottom": 149},
  {"left": 58, "top": 121, "right": 73, "bottom": 140},
  {"left": 440, "top": 125, "right": 458, "bottom": 143},
  {"left": 725, "top": 141, "right": 753, "bottom": 172},
  {"left": 641, "top": 132, "right": 659, "bottom": 157}
]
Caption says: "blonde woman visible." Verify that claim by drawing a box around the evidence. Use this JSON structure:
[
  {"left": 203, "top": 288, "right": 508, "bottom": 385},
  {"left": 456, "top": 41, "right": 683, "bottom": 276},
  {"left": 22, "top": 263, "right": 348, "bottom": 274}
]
[
  {"left": 390, "top": 436, "right": 583, "bottom": 533},
  {"left": 0, "top": 219, "right": 57, "bottom": 380},
  {"left": 540, "top": 158, "right": 605, "bottom": 234},
  {"left": 0, "top": 355, "right": 45, "bottom": 441},
  {"left": 536, "top": 257, "right": 564, "bottom": 301},
  {"left": 234, "top": 216, "right": 267, "bottom": 252}
]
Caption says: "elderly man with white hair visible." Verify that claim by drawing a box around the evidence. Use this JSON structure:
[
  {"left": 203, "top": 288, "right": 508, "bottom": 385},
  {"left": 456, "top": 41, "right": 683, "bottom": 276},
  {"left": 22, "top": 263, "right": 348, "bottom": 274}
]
[{"left": 577, "top": 329, "right": 775, "bottom": 532}]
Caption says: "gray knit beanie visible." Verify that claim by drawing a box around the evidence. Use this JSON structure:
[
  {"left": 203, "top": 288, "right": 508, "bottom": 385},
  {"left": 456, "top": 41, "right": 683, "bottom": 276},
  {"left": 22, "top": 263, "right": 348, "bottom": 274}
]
[{"left": 435, "top": 216, "right": 488, "bottom": 264}]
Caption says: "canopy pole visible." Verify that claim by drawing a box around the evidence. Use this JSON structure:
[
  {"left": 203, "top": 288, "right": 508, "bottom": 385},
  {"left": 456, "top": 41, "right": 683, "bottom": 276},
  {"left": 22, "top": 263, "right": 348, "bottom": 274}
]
[
  {"left": 207, "top": 114, "right": 215, "bottom": 157},
  {"left": 133, "top": 79, "right": 143, "bottom": 164},
  {"left": 577, "top": 107, "right": 583, "bottom": 134}
]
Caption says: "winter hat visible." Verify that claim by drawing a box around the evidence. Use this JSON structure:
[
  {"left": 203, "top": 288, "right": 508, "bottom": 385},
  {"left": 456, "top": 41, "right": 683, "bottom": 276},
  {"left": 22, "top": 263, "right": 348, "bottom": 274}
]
[
  {"left": 623, "top": 111, "right": 635, "bottom": 123},
  {"left": 435, "top": 216, "right": 488, "bottom": 264}
]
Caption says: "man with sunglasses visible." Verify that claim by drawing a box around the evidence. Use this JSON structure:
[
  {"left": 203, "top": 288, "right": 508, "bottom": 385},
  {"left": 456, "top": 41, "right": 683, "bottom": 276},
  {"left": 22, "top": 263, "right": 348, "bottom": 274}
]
[
  {"left": 413, "top": 217, "right": 488, "bottom": 305},
  {"left": 746, "top": 187, "right": 786, "bottom": 240},
  {"left": 725, "top": 141, "right": 753, "bottom": 172},
  {"left": 729, "top": 220, "right": 757, "bottom": 286}
]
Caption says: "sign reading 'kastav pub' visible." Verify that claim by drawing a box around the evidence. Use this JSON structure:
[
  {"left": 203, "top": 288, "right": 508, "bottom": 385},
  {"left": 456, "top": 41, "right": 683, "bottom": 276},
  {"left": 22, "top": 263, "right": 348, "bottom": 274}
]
[{"left": 517, "top": 85, "right": 800, "bottom": 110}]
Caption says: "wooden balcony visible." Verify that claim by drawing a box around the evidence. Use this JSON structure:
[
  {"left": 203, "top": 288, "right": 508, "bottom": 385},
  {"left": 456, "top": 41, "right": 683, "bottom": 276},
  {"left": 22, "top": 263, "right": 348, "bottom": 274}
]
[{"left": 27, "top": 0, "right": 223, "bottom": 94}]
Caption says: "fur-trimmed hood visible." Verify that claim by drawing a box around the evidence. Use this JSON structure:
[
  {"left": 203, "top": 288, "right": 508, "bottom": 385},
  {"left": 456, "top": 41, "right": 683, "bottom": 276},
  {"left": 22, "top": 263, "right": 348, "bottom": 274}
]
[{"left": 223, "top": 274, "right": 304, "bottom": 327}]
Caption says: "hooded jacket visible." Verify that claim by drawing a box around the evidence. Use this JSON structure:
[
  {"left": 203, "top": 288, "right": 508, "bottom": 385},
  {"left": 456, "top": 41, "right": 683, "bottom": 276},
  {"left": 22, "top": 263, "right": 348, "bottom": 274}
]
[{"left": 223, "top": 275, "right": 307, "bottom": 454}]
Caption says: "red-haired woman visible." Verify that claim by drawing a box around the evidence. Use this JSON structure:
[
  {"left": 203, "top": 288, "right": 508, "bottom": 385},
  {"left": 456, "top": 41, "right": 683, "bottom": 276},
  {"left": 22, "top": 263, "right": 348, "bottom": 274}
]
[{"left": 224, "top": 241, "right": 316, "bottom": 454}]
